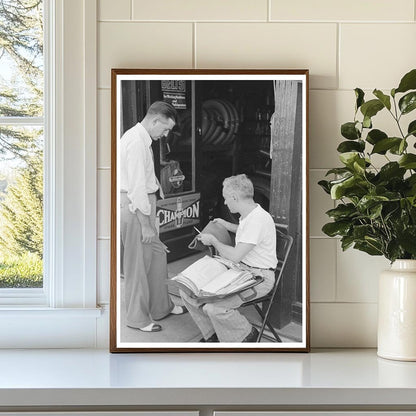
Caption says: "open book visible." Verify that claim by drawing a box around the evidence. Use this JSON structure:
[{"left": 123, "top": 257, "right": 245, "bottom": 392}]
[{"left": 169, "top": 255, "right": 260, "bottom": 299}]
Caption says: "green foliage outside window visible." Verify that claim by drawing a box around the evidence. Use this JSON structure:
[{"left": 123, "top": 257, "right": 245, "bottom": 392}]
[{"left": 0, "top": 0, "right": 44, "bottom": 288}]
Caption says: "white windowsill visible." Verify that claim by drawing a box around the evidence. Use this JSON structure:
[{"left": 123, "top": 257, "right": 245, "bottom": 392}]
[
  {"left": 0, "top": 307, "right": 102, "bottom": 316},
  {"left": 0, "top": 307, "right": 104, "bottom": 348}
]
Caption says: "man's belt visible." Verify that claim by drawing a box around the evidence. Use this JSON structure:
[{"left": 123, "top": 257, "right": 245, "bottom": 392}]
[
  {"left": 241, "top": 261, "right": 276, "bottom": 272},
  {"left": 120, "top": 190, "right": 158, "bottom": 195}
]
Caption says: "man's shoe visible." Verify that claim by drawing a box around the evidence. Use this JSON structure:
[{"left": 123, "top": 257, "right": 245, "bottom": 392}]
[
  {"left": 137, "top": 323, "right": 162, "bottom": 332},
  {"left": 198, "top": 333, "right": 219, "bottom": 342},
  {"left": 242, "top": 326, "right": 259, "bottom": 342},
  {"left": 170, "top": 305, "right": 187, "bottom": 315}
]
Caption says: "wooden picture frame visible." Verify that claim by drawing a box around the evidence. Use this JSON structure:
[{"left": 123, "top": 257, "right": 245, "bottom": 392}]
[{"left": 110, "top": 69, "right": 310, "bottom": 352}]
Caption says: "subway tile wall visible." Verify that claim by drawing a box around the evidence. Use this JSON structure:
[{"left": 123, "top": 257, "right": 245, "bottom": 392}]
[{"left": 96, "top": 0, "right": 416, "bottom": 347}]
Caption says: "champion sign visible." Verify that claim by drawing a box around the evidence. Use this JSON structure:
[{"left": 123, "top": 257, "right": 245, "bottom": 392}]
[{"left": 156, "top": 193, "right": 200, "bottom": 233}]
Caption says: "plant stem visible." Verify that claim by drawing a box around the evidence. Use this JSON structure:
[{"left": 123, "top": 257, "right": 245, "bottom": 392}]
[
  {"left": 390, "top": 96, "right": 406, "bottom": 139},
  {"left": 380, "top": 214, "right": 391, "bottom": 241}
]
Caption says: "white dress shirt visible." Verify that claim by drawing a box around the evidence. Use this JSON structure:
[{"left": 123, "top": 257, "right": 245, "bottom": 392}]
[{"left": 119, "top": 122, "right": 159, "bottom": 216}]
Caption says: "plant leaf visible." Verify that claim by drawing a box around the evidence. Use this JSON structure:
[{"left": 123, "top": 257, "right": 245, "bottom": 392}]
[
  {"left": 339, "top": 152, "right": 360, "bottom": 167},
  {"left": 405, "top": 174, "right": 416, "bottom": 196},
  {"left": 341, "top": 235, "right": 355, "bottom": 251},
  {"left": 399, "top": 139, "right": 407, "bottom": 154},
  {"left": 318, "top": 180, "right": 331, "bottom": 194},
  {"left": 386, "top": 240, "right": 403, "bottom": 263},
  {"left": 354, "top": 241, "right": 383, "bottom": 256},
  {"left": 326, "top": 203, "right": 357, "bottom": 220},
  {"left": 337, "top": 140, "right": 365, "bottom": 153},
  {"left": 365, "top": 236, "right": 384, "bottom": 252},
  {"left": 330, "top": 175, "right": 368, "bottom": 200},
  {"left": 341, "top": 122, "right": 360, "bottom": 140},
  {"left": 395, "top": 69, "right": 416, "bottom": 94},
  {"left": 330, "top": 176, "right": 355, "bottom": 199},
  {"left": 329, "top": 175, "right": 354, "bottom": 185},
  {"left": 353, "top": 158, "right": 366, "bottom": 174},
  {"left": 325, "top": 167, "right": 351, "bottom": 176},
  {"left": 373, "top": 89, "right": 391, "bottom": 110},
  {"left": 363, "top": 116, "right": 372, "bottom": 129},
  {"left": 388, "top": 138, "right": 408, "bottom": 155},
  {"left": 366, "top": 129, "right": 387, "bottom": 145},
  {"left": 407, "top": 120, "right": 416, "bottom": 138},
  {"left": 352, "top": 224, "right": 374, "bottom": 239},
  {"left": 371, "top": 137, "right": 402, "bottom": 154},
  {"left": 397, "top": 226, "right": 416, "bottom": 255},
  {"left": 378, "top": 162, "right": 406, "bottom": 181},
  {"left": 399, "top": 91, "right": 416, "bottom": 115},
  {"left": 357, "top": 195, "right": 389, "bottom": 211},
  {"left": 399, "top": 154, "right": 416, "bottom": 169},
  {"left": 369, "top": 203, "right": 383, "bottom": 219},
  {"left": 355, "top": 88, "right": 365, "bottom": 111},
  {"left": 322, "top": 221, "right": 351, "bottom": 237},
  {"left": 407, "top": 174, "right": 416, "bottom": 186},
  {"left": 360, "top": 99, "right": 384, "bottom": 120}
]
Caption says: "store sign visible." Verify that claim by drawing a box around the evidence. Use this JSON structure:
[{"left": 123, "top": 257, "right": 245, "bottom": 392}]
[
  {"left": 169, "top": 173, "right": 185, "bottom": 189},
  {"left": 156, "top": 193, "right": 200, "bottom": 233},
  {"left": 161, "top": 80, "right": 186, "bottom": 92},
  {"left": 161, "top": 80, "right": 186, "bottom": 109}
]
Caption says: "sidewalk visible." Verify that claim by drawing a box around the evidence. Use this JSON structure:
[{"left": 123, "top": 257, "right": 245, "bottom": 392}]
[{"left": 119, "top": 251, "right": 301, "bottom": 343}]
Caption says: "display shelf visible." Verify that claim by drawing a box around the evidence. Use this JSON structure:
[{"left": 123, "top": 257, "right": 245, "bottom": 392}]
[{"left": 0, "top": 349, "right": 416, "bottom": 411}]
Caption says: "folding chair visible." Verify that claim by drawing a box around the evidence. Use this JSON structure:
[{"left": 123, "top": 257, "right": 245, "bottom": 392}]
[{"left": 240, "top": 225, "right": 294, "bottom": 342}]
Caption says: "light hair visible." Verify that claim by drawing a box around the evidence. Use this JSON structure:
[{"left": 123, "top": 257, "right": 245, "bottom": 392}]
[
  {"left": 146, "top": 101, "right": 178, "bottom": 124},
  {"left": 223, "top": 174, "right": 254, "bottom": 199}
]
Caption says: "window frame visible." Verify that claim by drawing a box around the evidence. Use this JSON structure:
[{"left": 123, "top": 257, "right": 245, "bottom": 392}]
[
  {"left": 0, "top": 0, "right": 100, "bottom": 347},
  {"left": 0, "top": 1, "right": 49, "bottom": 304}
]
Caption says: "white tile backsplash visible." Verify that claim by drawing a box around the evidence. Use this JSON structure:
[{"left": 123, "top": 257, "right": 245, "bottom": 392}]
[
  {"left": 340, "top": 24, "right": 416, "bottom": 90},
  {"left": 311, "top": 303, "right": 378, "bottom": 347},
  {"left": 310, "top": 239, "right": 337, "bottom": 302},
  {"left": 98, "top": 22, "right": 193, "bottom": 89},
  {"left": 309, "top": 90, "right": 354, "bottom": 169},
  {"left": 196, "top": 23, "right": 338, "bottom": 89},
  {"left": 98, "top": 0, "right": 131, "bottom": 21},
  {"left": 132, "top": 0, "right": 268, "bottom": 21},
  {"left": 336, "top": 245, "right": 390, "bottom": 303},
  {"left": 96, "top": 2, "right": 416, "bottom": 347},
  {"left": 271, "top": 0, "right": 414, "bottom": 22}
]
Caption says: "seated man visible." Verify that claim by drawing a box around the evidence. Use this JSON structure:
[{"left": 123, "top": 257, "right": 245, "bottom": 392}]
[{"left": 180, "top": 174, "right": 278, "bottom": 343}]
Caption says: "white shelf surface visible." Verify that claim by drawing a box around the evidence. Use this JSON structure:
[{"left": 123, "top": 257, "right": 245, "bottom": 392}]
[{"left": 0, "top": 348, "right": 416, "bottom": 408}]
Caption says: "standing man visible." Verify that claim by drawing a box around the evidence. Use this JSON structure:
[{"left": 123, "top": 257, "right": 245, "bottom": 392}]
[
  {"left": 120, "top": 101, "right": 185, "bottom": 333},
  {"left": 180, "top": 174, "right": 277, "bottom": 342}
]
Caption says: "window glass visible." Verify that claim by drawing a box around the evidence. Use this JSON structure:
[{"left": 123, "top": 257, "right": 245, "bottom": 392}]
[
  {"left": 0, "top": 0, "right": 44, "bottom": 289},
  {"left": 159, "top": 80, "right": 194, "bottom": 196}
]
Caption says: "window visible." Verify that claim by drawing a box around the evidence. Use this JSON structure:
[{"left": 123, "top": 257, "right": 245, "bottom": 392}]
[
  {"left": 0, "top": 0, "right": 45, "bottom": 294},
  {"left": 0, "top": 0, "right": 100, "bottom": 347},
  {"left": 0, "top": 0, "right": 97, "bottom": 312}
]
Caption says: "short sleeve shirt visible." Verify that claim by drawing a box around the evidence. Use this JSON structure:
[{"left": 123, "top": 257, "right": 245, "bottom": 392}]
[{"left": 235, "top": 204, "right": 278, "bottom": 269}]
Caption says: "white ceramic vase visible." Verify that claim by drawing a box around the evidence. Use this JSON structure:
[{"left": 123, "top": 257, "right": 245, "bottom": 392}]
[{"left": 378, "top": 259, "right": 416, "bottom": 361}]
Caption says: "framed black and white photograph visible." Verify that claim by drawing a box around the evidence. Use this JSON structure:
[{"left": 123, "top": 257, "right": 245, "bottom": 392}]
[{"left": 110, "top": 69, "right": 309, "bottom": 352}]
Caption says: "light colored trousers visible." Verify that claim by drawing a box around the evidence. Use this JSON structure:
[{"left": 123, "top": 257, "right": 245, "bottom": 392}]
[
  {"left": 120, "top": 192, "right": 173, "bottom": 328},
  {"left": 180, "top": 268, "right": 275, "bottom": 342}
]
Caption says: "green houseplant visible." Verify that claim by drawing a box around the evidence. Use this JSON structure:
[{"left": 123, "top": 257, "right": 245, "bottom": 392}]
[
  {"left": 319, "top": 69, "right": 416, "bottom": 262},
  {"left": 319, "top": 68, "right": 416, "bottom": 361}
]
